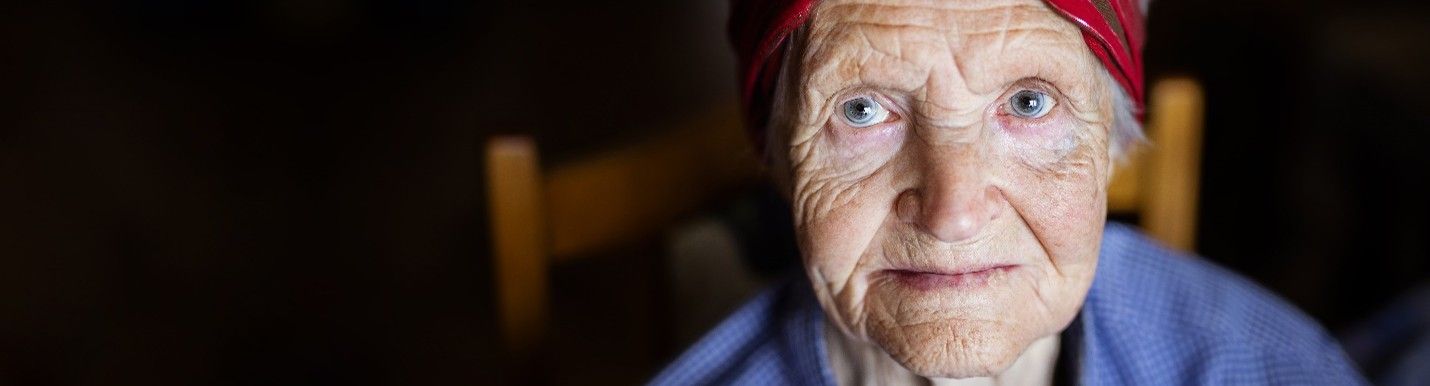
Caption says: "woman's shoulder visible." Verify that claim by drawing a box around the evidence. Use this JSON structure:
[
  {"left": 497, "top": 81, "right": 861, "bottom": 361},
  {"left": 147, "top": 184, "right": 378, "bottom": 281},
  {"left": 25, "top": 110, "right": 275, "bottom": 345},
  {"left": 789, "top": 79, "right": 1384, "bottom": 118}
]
[
  {"left": 1080, "top": 223, "right": 1367, "bottom": 384},
  {"left": 649, "top": 277, "right": 832, "bottom": 386}
]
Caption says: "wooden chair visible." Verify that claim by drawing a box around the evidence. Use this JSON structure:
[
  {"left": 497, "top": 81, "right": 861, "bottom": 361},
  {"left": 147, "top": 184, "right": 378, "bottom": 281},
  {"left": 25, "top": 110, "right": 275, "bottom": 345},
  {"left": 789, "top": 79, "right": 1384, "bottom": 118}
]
[
  {"left": 484, "top": 105, "right": 758, "bottom": 358},
  {"left": 484, "top": 76, "right": 1205, "bottom": 361}
]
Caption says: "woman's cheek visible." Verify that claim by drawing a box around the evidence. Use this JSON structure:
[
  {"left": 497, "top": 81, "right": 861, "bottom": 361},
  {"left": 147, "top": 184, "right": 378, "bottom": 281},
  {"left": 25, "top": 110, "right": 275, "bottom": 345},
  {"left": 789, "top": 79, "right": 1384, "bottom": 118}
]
[
  {"left": 996, "top": 120, "right": 1107, "bottom": 253},
  {"left": 793, "top": 121, "right": 906, "bottom": 225},
  {"left": 991, "top": 111, "right": 1108, "bottom": 235},
  {"left": 794, "top": 123, "right": 906, "bottom": 260},
  {"left": 990, "top": 113, "right": 1083, "bottom": 166}
]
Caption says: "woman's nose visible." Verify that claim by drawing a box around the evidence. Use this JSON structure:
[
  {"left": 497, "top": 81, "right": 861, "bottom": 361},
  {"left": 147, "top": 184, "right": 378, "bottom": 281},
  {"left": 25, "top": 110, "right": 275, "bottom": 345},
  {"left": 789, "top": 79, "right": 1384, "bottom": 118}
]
[{"left": 895, "top": 149, "right": 1003, "bottom": 243}]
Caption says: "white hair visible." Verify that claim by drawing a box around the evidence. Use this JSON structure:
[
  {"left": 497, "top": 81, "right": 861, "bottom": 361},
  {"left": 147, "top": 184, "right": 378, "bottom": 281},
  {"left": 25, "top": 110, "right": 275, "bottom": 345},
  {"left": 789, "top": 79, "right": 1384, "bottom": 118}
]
[{"left": 1106, "top": 69, "right": 1146, "bottom": 161}]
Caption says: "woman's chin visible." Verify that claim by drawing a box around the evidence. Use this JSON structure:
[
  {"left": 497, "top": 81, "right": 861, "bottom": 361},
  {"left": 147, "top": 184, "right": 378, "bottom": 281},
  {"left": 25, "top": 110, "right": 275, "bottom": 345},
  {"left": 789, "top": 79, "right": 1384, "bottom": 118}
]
[{"left": 868, "top": 317, "right": 1027, "bottom": 379}]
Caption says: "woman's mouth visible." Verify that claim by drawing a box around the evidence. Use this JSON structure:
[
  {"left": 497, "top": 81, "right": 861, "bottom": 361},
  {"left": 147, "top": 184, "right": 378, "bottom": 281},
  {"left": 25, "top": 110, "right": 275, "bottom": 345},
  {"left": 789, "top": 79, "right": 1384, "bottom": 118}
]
[{"left": 883, "top": 265, "right": 1018, "bottom": 291}]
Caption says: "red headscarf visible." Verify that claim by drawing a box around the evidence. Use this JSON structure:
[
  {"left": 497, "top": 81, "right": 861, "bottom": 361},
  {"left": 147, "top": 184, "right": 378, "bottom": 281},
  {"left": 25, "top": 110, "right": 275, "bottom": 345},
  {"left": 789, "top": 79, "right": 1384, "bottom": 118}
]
[{"left": 729, "top": 0, "right": 1146, "bottom": 149}]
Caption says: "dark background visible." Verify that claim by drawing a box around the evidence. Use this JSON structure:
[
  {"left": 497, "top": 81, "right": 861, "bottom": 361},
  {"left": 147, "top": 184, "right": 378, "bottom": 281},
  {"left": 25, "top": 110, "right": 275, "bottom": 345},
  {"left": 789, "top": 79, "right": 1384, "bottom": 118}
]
[{"left": 2, "top": 0, "right": 1426, "bottom": 385}]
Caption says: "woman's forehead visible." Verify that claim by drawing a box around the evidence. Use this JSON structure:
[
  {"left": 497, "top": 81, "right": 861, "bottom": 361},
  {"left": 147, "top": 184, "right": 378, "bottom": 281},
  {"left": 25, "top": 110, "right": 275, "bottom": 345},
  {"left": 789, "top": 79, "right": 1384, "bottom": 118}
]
[
  {"left": 801, "top": 0, "right": 1092, "bottom": 93},
  {"left": 810, "top": 0, "right": 1072, "bottom": 33}
]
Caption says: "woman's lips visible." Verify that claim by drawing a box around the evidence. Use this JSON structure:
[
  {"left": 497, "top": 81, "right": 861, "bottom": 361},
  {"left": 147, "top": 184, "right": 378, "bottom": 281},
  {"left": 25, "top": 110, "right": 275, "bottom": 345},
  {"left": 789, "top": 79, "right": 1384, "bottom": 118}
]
[{"left": 884, "top": 265, "right": 1018, "bottom": 291}]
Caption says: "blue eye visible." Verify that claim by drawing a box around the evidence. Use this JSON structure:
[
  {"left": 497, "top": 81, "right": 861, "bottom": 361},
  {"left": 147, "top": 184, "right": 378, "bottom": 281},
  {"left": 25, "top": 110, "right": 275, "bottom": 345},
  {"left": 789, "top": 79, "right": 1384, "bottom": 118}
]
[
  {"left": 1008, "top": 90, "right": 1053, "bottom": 118},
  {"left": 841, "top": 96, "right": 890, "bottom": 127}
]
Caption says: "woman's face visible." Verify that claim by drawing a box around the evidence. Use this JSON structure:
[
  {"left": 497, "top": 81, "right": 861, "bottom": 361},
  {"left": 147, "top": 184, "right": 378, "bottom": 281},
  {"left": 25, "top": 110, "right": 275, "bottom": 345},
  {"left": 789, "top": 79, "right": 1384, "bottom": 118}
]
[{"left": 776, "top": 0, "right": 1116, "bottom": 377}]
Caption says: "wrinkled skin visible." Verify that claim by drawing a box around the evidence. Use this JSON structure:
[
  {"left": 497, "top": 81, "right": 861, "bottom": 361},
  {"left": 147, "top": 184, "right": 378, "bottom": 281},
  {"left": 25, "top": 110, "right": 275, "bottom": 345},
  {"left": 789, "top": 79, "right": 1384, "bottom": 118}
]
[{"left": 769, "top": 0, "right": 1117, "bottom": 378}]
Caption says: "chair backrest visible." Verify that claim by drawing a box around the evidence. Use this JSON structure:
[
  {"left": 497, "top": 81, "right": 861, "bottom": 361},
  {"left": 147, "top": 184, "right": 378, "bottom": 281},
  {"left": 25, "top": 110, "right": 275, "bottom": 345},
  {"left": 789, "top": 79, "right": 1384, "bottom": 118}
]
[{"left": 484, "top": 105, "right": 757, "bottom": 357}]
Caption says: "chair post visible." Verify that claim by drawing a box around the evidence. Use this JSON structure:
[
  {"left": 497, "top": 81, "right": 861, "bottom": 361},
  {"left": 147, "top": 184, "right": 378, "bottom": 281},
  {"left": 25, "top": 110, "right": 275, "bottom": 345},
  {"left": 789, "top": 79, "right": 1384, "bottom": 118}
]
[
  {"left": 485, "top": 136, "right": 548, "bottom": 356},
  {"left": 1143, "top": 77, "right": 1205, "bottom": 251}
]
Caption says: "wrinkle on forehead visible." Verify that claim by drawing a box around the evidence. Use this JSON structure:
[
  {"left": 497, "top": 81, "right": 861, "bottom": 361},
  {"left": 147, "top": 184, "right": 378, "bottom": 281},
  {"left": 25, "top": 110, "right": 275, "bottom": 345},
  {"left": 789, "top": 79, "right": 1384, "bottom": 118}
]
[{"left": 816, "top": 0, "right": 1054, "bottom": 35}]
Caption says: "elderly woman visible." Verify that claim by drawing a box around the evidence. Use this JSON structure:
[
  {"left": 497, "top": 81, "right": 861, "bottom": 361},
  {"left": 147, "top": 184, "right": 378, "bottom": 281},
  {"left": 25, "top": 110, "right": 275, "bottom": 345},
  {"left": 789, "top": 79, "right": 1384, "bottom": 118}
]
[{"left": 653, "top": 0, "right": 1365, "bottom": 384}]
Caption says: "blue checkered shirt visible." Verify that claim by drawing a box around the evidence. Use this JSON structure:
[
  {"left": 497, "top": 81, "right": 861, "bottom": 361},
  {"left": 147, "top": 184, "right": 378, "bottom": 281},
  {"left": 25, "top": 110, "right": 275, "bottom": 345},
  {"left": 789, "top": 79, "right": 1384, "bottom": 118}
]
[{"left": 650, "top": 223, "right": 1367, "bottom": 385}]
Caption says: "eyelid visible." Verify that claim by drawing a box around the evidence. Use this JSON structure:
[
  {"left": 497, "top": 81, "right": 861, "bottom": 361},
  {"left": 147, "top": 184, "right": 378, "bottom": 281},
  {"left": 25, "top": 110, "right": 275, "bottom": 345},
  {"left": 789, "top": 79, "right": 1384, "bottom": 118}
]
[
  {"left": 837, "top": 91, "right": 897, "bottom": 110},
  {"left": 1013, "top": 78, "right": 1061, "bottom": 97}
]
